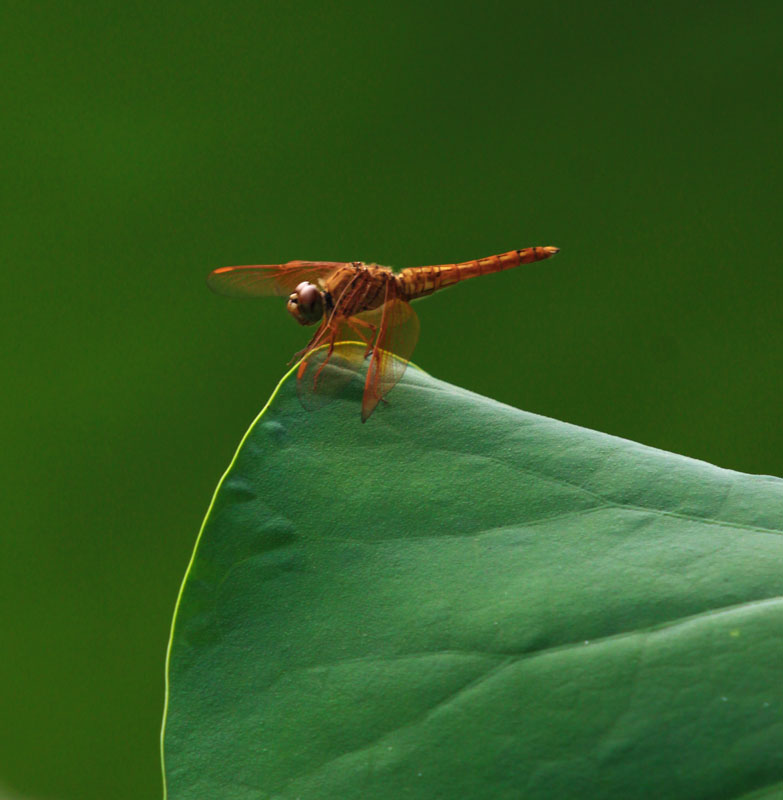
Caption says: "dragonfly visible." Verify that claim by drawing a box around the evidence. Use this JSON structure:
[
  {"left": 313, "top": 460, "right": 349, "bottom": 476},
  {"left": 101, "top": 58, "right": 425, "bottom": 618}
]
[{"left": 208, "top": 246, "right": 559, "bottom": 422}]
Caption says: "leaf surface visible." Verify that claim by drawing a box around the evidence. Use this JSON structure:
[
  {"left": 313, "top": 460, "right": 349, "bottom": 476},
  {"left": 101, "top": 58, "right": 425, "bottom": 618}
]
[{"left": 162, "top": 365, "right": 783, "bottom": 799}]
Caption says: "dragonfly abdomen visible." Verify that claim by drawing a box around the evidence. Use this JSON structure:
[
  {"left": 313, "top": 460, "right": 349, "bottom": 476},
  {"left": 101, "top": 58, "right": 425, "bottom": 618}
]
[{"left": 397, "top": 246, "right": 558, "bottom": 301}]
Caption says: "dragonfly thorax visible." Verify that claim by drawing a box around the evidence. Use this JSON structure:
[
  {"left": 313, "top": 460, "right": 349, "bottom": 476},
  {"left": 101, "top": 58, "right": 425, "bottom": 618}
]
[{"left": 287, "top": 281, "right": 325, "bottom": 326}]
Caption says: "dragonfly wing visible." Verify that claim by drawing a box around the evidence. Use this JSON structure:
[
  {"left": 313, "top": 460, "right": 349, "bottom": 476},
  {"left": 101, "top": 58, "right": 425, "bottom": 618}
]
[
  {"left": 362, "top": 292, "right": 420, "bottom": 422},
  {"left": 295, "top": 316, "right": 368, "bottom": 411},
  {"left": 207, "top": 261, "right": 348, "bottom": 298}
]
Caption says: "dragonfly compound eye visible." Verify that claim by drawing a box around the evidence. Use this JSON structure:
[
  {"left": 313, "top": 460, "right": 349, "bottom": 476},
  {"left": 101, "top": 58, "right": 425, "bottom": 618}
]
[{"left": 287, "top": 281, "right": 324, "bottom": 325}]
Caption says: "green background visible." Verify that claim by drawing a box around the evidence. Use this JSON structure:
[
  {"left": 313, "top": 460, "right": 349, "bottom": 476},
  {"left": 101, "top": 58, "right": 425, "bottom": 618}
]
[{"left": 2, "top": 2, "right": 781, "bottom": 798}]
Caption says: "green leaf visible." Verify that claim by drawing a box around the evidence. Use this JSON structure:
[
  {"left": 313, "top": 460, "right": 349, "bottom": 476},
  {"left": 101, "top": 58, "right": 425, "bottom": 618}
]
[{"left": 162, "top": 364, "right": 783, "bottom": 800}]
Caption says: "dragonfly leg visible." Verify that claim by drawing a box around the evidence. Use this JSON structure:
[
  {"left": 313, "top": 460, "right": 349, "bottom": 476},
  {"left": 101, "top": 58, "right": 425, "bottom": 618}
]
[
  {"left": 347, "top": 317, "right": 378, "bottom": 358},
  {"left": 311, "top": 334, "right": 336, "bottom": 390},
  {"left": 291, "top": 321, "right": 330, "bottom": 365},
  {"left": 347, "top": 318, "right": 375, "bottom": 341}
]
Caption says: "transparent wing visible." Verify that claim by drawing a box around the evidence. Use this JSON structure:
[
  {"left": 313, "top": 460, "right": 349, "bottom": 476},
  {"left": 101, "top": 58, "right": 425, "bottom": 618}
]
[
  {"left": 206, "top": 261, "right": 348, "bottom": 298},
  {"left": 361, "top": 288, "right": 420, "bottom": 422},
  {"left": 295, "top": 316, "right": 372, "bottom": 411},
  {"left": 296, "top": 342, "right": 367, "bottom": 412}
]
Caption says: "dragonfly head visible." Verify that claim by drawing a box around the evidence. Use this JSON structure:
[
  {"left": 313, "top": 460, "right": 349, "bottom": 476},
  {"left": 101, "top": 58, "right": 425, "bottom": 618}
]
[{"left": 287, "top": 281, "right": 325, "bottom": 326}]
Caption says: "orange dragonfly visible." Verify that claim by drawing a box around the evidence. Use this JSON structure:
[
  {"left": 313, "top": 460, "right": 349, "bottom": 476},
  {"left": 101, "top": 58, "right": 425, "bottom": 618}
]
[{"left": 208, "top": 246, "right": 559, "bottom": 422}]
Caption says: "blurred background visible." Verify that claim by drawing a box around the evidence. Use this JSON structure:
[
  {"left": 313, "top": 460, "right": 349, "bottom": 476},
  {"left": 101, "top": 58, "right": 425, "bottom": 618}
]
[{"left": 2, "top": 1, "right": 782, "bottom": 798}]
